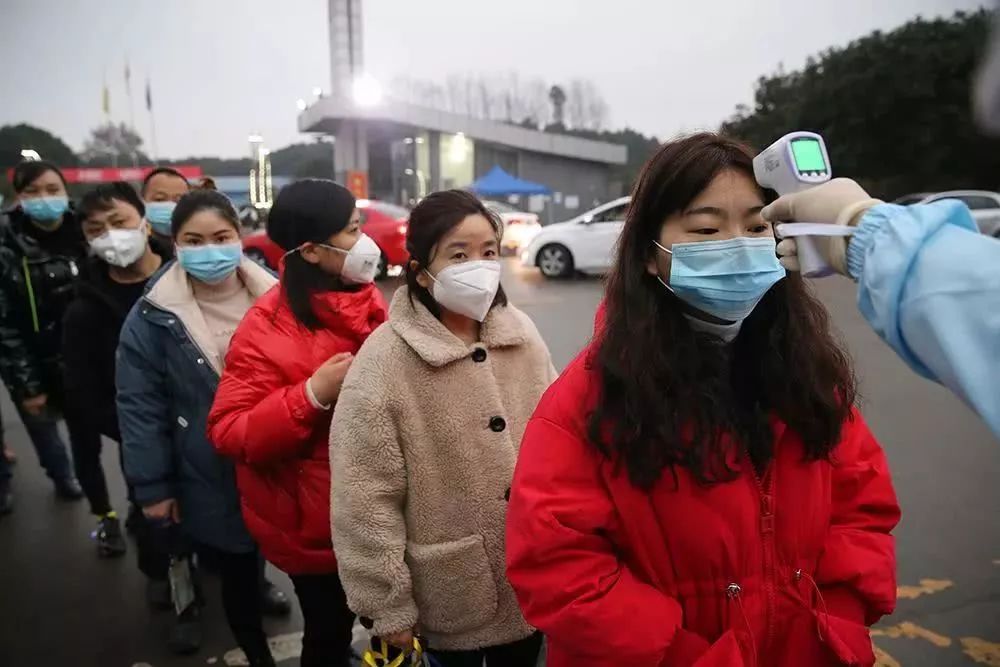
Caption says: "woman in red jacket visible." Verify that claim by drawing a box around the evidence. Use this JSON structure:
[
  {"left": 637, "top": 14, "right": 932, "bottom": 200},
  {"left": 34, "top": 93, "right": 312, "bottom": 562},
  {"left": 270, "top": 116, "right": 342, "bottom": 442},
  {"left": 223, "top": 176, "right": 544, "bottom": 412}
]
[
  {"left": 208, "top": 179, "right": 387, "bottom": 667},
  {"left": 505, "top": 133, "right": 900, "bottom": 667}
]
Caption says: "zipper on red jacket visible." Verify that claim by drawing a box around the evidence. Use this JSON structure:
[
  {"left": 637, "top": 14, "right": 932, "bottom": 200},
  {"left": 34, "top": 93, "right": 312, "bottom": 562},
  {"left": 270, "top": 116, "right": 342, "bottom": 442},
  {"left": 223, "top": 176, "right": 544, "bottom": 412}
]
[{"left": 746, "top": 451, "right": 777, "bottom": 662}]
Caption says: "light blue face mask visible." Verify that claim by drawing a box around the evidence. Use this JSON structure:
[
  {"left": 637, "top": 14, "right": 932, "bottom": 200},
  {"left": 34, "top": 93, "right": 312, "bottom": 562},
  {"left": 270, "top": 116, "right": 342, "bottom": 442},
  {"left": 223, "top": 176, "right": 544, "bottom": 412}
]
[
  {"left": 144, "top": 201, "right": 176, "bottom": 236},
  {"left": 177, "top": 242, "right": 243, "bottom": 284},
  {"left": 654, "top": 236, "right": 786, "bottom": 323},
  {"left": 22, "top": 196, "right": 69, "bottom": 224}
]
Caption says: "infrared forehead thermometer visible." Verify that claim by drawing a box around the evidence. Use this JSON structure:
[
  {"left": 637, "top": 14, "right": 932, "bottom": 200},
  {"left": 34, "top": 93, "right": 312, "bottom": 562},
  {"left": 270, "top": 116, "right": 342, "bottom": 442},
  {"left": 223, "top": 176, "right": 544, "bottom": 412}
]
[{"left": 754, "top": 132, "right": 849, "bottom": 277}]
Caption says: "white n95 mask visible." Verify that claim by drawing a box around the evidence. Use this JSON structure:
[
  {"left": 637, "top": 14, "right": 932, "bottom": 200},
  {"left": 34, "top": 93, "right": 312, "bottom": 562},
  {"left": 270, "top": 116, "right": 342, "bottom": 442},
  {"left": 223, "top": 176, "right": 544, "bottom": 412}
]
[
  {"left": 89, "top": 221, "right": 148, "bottom": 268},
  {"left": 322, "top": 233, "right": 382, "bottom": 285},
  {"left": 427, "top": 260, "right": 502, "bottom": 322}
]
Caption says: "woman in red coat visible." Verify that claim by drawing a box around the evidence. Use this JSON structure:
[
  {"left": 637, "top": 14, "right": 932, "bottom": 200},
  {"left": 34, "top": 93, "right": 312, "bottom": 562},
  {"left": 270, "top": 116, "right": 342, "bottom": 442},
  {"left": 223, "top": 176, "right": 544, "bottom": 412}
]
[
  {"left": 208, "top": 180, "right": 387, "bottom": 667},
  {"left": 505, "top": 133, "right": 900, "bottom": 667}
]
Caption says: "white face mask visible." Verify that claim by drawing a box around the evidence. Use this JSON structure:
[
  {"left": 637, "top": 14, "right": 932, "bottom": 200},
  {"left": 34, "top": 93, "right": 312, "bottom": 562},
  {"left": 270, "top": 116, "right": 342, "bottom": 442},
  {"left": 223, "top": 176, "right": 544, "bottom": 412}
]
[
  {"left": 427, "top": 260, "right": 502, "bottom": 322},
  {"left": 89, "top": 221, "right": 149, "bottom": 268},
  {"left": 321, "top": 233, "right": 382, "bottom": 285}
]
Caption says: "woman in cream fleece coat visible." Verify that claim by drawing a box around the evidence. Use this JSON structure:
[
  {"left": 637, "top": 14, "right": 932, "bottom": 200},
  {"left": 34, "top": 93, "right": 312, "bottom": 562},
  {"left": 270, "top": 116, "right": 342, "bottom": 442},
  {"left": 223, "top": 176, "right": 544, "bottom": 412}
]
[{"left": 329, "top": 190, "right": 556, "bottom": 666}]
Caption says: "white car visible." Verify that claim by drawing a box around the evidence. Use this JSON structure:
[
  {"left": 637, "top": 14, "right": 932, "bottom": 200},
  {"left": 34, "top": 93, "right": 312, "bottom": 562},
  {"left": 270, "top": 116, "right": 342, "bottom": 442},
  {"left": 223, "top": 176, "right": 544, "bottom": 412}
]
[
  {"left": 484, "top": 201, "right": 542, "bottom": 253},
  {"left": 913, "top": 190, "right": 1000, "bottom": 237},
  {"left": 520, "top": 196, "right": 631, "bottom": 278}
]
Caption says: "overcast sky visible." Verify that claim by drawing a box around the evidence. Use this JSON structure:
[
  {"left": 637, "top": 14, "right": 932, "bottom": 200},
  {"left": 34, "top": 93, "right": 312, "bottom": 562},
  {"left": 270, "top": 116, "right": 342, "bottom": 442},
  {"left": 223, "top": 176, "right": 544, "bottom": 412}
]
[{"left": 1, "top": 0, "right": 988, "bottom": 159}]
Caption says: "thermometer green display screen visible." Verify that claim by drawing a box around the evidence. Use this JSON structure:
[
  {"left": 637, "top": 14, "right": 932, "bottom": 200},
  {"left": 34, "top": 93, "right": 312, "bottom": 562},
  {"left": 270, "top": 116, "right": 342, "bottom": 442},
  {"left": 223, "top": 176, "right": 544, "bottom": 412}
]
[{"left": 791, "top": 138, "right": 827, "bottom": 172}]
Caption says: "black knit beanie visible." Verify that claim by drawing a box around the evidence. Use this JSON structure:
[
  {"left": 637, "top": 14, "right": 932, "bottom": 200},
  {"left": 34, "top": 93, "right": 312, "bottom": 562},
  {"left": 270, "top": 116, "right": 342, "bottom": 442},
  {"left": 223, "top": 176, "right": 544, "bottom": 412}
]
[{"left": 266, "top": 179, "right": 356, "bottom": 251}]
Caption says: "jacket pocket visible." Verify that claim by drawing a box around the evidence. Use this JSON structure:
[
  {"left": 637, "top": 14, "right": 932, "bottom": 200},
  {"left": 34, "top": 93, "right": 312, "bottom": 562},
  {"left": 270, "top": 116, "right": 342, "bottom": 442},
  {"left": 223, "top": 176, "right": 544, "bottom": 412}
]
[
  {"left": 774, "top": 606, "right": 875, "bottom": 666},
  {"left": 820, "top": 613, "right": 876, "bottom": 666},
  {"left": 406, "top": 534, "right": 498, "bottom": 634}
]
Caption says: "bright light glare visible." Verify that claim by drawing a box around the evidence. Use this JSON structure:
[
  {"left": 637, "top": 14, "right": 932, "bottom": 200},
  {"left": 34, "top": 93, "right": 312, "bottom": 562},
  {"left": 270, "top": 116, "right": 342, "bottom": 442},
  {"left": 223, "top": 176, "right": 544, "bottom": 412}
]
[
  {"left": 296, "top": 99, "right": 307, "bottom": 111},
  {"left": 312, "top": 87, "right": 323, "bottom": 98},
  {"left": 248, "top": 134, "right": 263, "bottom": 143},
  {"left": 356, "top": 199, "right": 371, "bottom": 209},
  {"left": 20, "top": 149, "right": 41, "bottom": 161},
  {"left": 448, "top": 133, "right": 469, "bottom": 164},
  {"left": 352, "top": 74, "right": 383, "bottom": 107}
]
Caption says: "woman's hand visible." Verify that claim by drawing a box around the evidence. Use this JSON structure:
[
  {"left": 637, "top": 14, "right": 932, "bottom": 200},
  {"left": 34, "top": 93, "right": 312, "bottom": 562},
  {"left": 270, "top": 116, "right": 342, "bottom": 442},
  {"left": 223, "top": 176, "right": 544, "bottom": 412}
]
[
  {"left": 142, "top": 498, "right": 180, "bottom": 523},
  {"left": 762, "top": 178, "right": 883, "bottom": 275},
  {"left": 382, "top": 628, "right": 414, "bottom": 650},
  {"left": 309, "top": 352, "right": 354, "bottom": 406}
]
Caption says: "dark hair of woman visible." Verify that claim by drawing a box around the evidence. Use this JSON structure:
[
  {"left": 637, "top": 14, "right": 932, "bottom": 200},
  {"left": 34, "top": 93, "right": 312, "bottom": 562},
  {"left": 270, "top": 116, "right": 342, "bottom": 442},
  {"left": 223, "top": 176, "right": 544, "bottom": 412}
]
[
  {"left": 588, "top": 132, "right": 857, "bottom": 490},
  {"left": 405, "top": 189, "right": 508, "bottom": 318},
  {"left": 12, "top": 160, "right": 67, "bottom": 193},
  {"left": 170, "top": 189, "right": 240, "bottom": 236},
  {"left": 267, "top": 179, "right": 359, "bottom": 331},
  {"left": 283, "top": 251, "right": 338, "bottom": 330},
  {"left": 78, "top": 181, "right": 145, "bottom": 220}
]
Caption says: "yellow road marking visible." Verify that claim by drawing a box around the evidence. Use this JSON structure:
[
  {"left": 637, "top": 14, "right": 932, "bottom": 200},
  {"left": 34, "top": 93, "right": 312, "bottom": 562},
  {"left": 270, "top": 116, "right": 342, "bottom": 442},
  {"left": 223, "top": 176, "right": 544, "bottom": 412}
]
[
  {"left": 873, "top": 646, "right": 902, "bottom": 667},
  {"left": 871, "top": 621, "right": 952, "bottom": 647},
  {"left": 896, "top": 578, "right": 954, "bottom": 599},
  {"left": 961, "top": 637, "right": 1000, "bottom": 665}
]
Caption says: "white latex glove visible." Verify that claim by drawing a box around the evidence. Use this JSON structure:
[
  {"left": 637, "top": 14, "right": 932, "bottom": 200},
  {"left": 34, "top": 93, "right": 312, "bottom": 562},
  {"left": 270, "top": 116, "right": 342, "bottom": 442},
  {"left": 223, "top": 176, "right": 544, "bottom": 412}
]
[{"left": 761, "top": 178, "right": 883, "bottom": 275}]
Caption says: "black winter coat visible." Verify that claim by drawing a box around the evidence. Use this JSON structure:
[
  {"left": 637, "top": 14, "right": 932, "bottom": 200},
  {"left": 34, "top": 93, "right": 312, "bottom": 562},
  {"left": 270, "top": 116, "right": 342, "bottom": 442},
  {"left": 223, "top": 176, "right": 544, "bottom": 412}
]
[
  {"left": 61, "top": 239, "right": 173, "bottom": 441},
  {"left": 0, "top": 207, "right": 87, "bottom": 405}
]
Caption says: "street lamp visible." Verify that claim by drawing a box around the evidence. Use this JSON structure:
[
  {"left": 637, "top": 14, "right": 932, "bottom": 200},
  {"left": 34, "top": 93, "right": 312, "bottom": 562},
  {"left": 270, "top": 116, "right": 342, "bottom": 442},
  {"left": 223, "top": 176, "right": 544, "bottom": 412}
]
[{"left": 20, "top": 149, "right": 41, "bottom": 161}]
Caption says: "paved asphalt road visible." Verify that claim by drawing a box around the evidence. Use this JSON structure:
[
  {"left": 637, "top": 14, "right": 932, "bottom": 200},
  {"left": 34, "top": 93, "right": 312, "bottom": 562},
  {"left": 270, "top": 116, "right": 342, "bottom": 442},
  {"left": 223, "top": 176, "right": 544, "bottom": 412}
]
[{"left": 0, "top": 259, "right": 997, "bottom": 666}]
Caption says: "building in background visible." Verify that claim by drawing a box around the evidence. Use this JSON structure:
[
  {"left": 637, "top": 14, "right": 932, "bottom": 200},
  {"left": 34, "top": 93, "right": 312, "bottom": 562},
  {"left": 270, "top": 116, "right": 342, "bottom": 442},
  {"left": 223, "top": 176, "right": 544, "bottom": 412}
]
[{"left": 298, "top": 0, "right": 627, "bottom": 222}]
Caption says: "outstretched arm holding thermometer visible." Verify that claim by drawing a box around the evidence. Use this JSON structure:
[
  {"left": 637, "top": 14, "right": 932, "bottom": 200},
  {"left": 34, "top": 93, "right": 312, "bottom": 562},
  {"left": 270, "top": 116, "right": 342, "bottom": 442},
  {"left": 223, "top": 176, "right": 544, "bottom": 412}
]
[{"left": 756, "top": 132, "right": 1000, "bottom": 439}]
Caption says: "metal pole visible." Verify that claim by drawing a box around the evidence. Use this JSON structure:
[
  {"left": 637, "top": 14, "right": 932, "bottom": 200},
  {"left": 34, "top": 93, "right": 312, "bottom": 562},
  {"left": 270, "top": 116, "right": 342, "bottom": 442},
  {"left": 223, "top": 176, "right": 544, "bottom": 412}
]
[{"left": 149, "top": 110, "right": 159, "bottom": 164}]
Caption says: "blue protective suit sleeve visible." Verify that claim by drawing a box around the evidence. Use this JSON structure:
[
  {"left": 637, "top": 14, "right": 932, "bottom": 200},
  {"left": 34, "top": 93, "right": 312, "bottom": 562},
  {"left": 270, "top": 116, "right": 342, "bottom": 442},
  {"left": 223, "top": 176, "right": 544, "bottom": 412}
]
[{"left": 846, "top": 200, "right": 1000, "bottom": 438}]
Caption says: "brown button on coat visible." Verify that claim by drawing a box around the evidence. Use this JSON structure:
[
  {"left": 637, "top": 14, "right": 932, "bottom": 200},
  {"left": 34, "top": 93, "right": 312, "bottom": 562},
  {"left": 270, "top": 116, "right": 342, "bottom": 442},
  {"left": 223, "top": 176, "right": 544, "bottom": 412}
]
[{"left": 330, "top": 286, "right": 557, "bottom": 651}]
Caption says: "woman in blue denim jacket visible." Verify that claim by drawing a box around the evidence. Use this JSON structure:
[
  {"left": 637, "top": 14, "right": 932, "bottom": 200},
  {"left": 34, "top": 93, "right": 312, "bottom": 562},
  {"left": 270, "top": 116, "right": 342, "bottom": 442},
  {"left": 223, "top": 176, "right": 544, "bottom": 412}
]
[{"left": 116, "top": 190, "right": 279, "bottom": 666}]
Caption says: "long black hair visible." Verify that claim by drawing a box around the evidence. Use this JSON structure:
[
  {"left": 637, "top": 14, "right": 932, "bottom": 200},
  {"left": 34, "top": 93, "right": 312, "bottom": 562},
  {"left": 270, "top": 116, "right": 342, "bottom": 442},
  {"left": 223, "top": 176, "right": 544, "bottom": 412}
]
[
  {"left": 405, "top": 190, "right": 507, "bottom": 318},
  {"left": 589, "top": 133, "right": 857, "bottom": 489},
  {"left": 267, "top": 179, "right": 358, "bottom": 330}
]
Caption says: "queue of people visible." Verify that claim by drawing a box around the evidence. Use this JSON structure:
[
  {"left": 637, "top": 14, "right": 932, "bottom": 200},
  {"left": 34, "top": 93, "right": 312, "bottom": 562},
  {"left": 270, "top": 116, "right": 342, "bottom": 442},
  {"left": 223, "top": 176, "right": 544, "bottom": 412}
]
[{"left": 0, "top": 134, "right": 906, "bottom": 667}]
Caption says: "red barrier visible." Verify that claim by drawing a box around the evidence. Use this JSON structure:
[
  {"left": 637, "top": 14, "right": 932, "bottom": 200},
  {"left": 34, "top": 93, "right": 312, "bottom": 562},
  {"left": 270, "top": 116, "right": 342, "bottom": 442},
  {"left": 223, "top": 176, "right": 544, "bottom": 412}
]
[{"left": 6, "top": 165, "right": 204, "bottom": 184}]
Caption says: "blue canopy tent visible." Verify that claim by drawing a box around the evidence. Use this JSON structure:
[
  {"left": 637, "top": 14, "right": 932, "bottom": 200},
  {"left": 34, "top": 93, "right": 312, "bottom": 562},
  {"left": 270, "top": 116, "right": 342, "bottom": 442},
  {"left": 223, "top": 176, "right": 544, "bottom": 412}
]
[{"left": 469, "top": 166, "right": 552, "bottom": 196}]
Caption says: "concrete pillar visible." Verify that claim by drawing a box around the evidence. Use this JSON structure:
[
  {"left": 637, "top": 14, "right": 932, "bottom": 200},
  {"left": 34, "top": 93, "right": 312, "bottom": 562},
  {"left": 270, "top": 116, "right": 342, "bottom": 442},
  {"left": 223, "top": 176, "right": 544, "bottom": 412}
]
[
  {"left": 329, "top": 0, "right": 369, "bottom": 189},
  {"left": 333, "top": 121, "right": 369, "bottom": 184},
  {"left": 328, "top": 0, "right": 364, "bottom": 99},
  {"left": 428, "top": 131, "right": 442, "bottom": 192}
]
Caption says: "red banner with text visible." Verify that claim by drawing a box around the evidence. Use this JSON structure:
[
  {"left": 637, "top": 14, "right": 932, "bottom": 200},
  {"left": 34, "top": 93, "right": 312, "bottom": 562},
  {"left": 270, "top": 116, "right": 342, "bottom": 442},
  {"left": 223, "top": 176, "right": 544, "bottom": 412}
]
[{"left": 7, "top": 165, "right": 203, "bottom": 185}]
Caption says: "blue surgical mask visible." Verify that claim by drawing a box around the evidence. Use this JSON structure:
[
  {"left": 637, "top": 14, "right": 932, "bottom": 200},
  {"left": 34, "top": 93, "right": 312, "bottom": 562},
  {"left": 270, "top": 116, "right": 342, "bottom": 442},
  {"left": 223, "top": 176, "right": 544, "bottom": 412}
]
[
  {"left": 176, "top": 242, "right": 243, "bottom": 284},
  {"left": 654, "top": 237, "right": 786, "bottom": 323},
  {"left": 22, "top": 196, "right": 69, "bottom": 224},
  {"left": 145, "top": 201, "right": 176, "bottom": 236}
]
